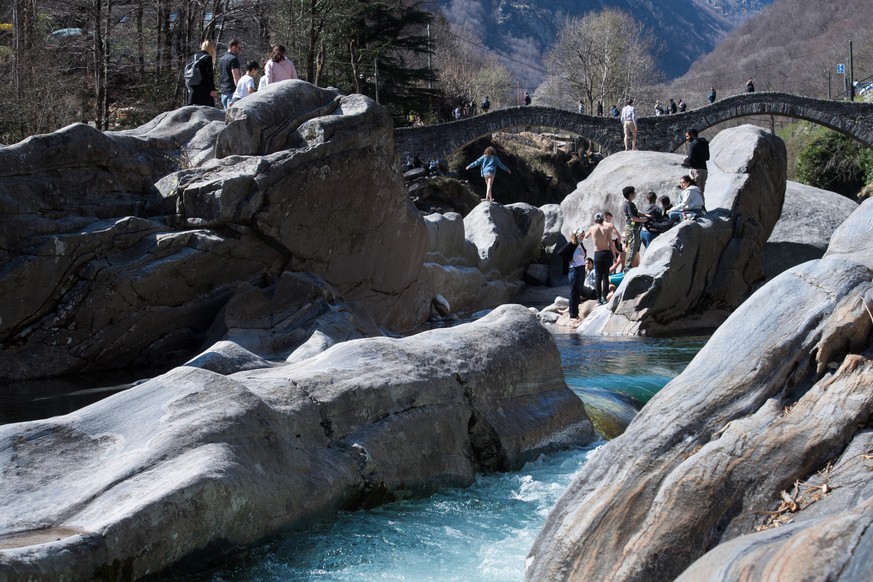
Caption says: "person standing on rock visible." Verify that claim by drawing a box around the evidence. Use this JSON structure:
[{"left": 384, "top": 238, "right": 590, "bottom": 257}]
[
  {"left": 708, "top": 87, "right": 716, "bottom": 104},
  {"left": 218, "top": 39, "right": 241, "bottom": 110},
  {"left": 604, "top": 211, "right": 623, "bottom": 274},
  {"left": 558, "top": 229, "right": 588, "bottom": 323},
  {"left": 746, "top": 78, "right": 755, "bottom": 93},
  {"left": 481, "top": 96, "right": 491, "bottom": 113},
  {"left": 596, "top": 100, "right": 603, "bottom": 116},
  {"left": 683, "top": 128, "right": 710, "bottom": 192},
  {"left": 186, "top": 40, "right": 217, "bottom": 107},
  {"left": 583, "top": 213, "right": 621, "bottom": 304},
  {"left": 523, "top": 91, "right": 532, "bottom": 106},
  {"left": 621, "top": 186, "right": 647, "bottom": 273},
  {"left": 466, "top": 146, "right": 511, "bottom": 202},
  {"left": 620, "top": 99, "right": 637, "bottom": 150},
  {"left": 264, "top": 44, "right": 298, "bottom": 85}
]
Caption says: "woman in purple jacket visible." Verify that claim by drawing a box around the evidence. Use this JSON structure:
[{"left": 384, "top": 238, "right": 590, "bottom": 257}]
[{"left": 466, "top": 146, "right": 512, "bottom": 202}]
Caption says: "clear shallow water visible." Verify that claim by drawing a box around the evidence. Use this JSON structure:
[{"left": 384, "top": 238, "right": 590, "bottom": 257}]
[{"left": 204, "top": 333, "right": 708, "bottom": 582}]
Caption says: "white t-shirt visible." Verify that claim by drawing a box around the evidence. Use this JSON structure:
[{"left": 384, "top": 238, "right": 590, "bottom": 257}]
[{"left": 232, "top": 74, "right": 256, "bottom": 101}]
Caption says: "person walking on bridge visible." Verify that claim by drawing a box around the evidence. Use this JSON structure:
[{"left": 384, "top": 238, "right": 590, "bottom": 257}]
[
  {"left": 620, "top": 99, "right": 637, "bottom": 150},
  {"left": 466, "top": 146, "right": 511, "bottom": 203}
]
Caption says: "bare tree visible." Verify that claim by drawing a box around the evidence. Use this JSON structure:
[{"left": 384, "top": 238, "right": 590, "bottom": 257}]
[{"left": 547, "top": 9, "right": 661, "bottom": 115}]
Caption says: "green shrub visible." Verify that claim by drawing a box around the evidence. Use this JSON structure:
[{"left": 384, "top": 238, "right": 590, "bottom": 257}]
[{"left": 795, "top": 129, "right": 873, "bottom": 199}]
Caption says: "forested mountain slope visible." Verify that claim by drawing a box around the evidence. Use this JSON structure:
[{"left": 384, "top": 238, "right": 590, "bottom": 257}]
[
  {"left": 435, "top": 0, "right": 773, "bottom": 83},
  {"left": 669, "top": 0, "right": 873, "bottom": 100}
]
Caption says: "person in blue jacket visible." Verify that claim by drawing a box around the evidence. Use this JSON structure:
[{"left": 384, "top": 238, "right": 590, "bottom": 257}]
[{"left": 466, "top": 146, "right": 512, "bottom": 202}]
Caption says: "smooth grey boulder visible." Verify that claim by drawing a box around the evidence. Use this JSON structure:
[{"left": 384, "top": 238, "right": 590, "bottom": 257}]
[
  {"left": 539, "top": 203, "right": 565, "bottom": 254},
  {"left": 527, "top": 199, "right": 873, "bottom": 581},
  {"left": 764, "top": 181, "right": 857, "bottom": 279},
  {"left": 423, "top": 212, "right": 480, "bottom": 268},
  {"left": 0, "top": 84, "right": 429, "bottom": 381},
  {"left": 560, "top": 150, "right": 684, "bottom": 250},
  {"left": 183, "top": 340, "right": 275, "bottom": 374},
  {"left": 576, "top": 125, "right": 786, "bottom": 335},
  {"left": 464, "top": 202, "right": 545, "bottom": 279},
  {"left": 0, "top": 305, "right": 595, "bottom": 580},
  {"left": 215, "top": 81, "right": 344, "bottom": 157},
  {"left": 202, "top": 271, "right": 373, "bottom": 360}
]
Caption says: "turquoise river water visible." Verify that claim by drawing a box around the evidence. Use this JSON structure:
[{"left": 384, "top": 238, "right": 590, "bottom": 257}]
[{"left": 200, "top": 333, "right": 708, "bottom": 582}]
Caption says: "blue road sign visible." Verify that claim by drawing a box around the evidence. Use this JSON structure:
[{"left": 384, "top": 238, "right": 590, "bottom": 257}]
[{"left": 837, "top": 63, "right": 845, "bottom": 73}]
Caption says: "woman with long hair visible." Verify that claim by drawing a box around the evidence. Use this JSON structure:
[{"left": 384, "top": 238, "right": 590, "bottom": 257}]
[
  {"left": 263, "top": 44, "right": 298, "bottom": 85},
  {"left": 465, "top": 146, "right": 511, "bottom": 202},
  {"left": 187, "top": 39, "right": 217, "bottom": 107}
]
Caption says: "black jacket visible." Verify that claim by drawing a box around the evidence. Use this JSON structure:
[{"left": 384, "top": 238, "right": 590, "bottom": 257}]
[{"left": 684, "top": 137, "right": 710, "bottom": 170}]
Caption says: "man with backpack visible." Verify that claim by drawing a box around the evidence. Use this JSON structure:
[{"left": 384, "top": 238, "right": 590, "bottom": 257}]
[
  {"left": 682, "top": 128, "right": 710, "bottom": 192},
  {"left": 481, "top": 96, "right": 490, "bottom": 113},
  {"left": 218, "top": 39, "right": 242, "bottom": 110}
]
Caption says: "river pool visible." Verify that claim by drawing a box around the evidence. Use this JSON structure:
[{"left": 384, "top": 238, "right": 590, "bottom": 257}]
[{"left": 202, "top": 333, "right": 708, "bottom": 582}]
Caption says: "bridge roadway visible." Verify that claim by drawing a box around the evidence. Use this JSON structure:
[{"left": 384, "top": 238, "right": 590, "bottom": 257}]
[{"left": 394, "top": 92, "right": 873, "bottom": 162}]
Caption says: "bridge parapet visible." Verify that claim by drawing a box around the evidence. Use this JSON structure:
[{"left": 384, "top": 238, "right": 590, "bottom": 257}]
[{"left": 394, "top": 93, "right": 873, "bottom": 163}]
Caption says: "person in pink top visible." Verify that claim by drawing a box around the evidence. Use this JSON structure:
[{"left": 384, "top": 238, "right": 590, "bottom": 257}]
[{"left": 263, "top": 44, "right": 298, "bottom": 85}]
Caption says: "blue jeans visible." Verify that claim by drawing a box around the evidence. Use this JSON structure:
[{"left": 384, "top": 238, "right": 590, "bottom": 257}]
[
  {"left": 640, "top": 229, "right": 656, "bottom": 248},
  {"left": 669, "top": 209, "right": 703, "bottom": 222},
  {"left": 568, "top": 265, "right": 585, "bottom": 318},
  {"left": 221, "top": 93, "right": 234, "bottom": 110}
]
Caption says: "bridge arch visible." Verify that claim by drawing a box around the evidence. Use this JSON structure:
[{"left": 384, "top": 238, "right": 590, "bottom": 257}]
[
  {"left": 394, "top": 93, "right": 873, "bottom": 162},
  {"left": 393, "top": 107, "right": 622, "bottom": 164}
]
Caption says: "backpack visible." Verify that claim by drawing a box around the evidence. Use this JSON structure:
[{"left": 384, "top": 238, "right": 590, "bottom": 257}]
[{"left": 184, "top": 53, "right": 208, "bottom": 89}]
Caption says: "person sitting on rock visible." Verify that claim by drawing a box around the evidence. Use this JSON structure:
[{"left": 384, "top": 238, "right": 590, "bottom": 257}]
[
  {"left": 669, "top": 175, "right": 705, "bottom": 221},
  {"left": 640, "top": 191, "right": 663, "bottom": 248},
  {"left": 659, "top": 195, "right": 673, "bottom": 215}
]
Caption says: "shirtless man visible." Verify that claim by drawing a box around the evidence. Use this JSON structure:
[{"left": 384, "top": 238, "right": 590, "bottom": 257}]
[{"left": 584, "top": 212, "right": 621, "bottom": 304}]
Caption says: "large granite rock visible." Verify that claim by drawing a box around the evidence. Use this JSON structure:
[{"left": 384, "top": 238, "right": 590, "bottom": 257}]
[
  {"left": 0, "top": 305, "right": 595, "bottom": 580},
  {"left": 764, "top": 181, "right": 857, "bottom": 279},
  {"left": 464, "top": 202, "right": 544, "bottom": 279},
  {"left": 422, "top": 212, "right": 480, "bottom": 268},
  {"left": 526, "top": 199, "right": 873, "bottom": 581},
  {"left": 0, "top": 83, "right": 429, "bottom": 381},
  {"left": 559, "top": 150, "right": 685, "bottom": 244},
  {"left": 575, "top": 125, "right": 786, "bottom": 334}
]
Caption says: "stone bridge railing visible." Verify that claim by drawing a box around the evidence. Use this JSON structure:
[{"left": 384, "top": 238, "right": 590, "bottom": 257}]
[{"left": 394, "top": 92, "right": 873, "bottom": 162}]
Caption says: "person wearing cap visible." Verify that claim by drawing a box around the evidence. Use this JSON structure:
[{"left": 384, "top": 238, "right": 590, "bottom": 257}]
[
  {"left": 557, "top": 228, "right": 588, "bottom": 322},
  {"left": 583, "top": 212, "right": 621, "bottom": 304}
]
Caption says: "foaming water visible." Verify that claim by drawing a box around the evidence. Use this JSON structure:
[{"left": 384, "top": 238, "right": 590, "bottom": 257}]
[
  {"left": 206, "top": 334, "right": 707, "bottom": 582},
  {"left": 210, "top": 450, "right": 590, "bottom": 582}
]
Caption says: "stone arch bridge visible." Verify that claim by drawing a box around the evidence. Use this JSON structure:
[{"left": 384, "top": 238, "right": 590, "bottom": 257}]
[{"left": 394, "top": 92, "right": 873, "bottom": 162}]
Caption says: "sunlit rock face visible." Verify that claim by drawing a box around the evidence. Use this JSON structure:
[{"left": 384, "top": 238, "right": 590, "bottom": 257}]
[
  {"left": 0, "top": 83, "right": 430, "bottom": 381},
  {"left": 0, "top": 305, "right": 595, "bottom": 580},
  {"left": 565, "top": 125, "right": 787, "bottom": 335},
  {"left": 527, "top": 199, "right": 873, "bottom": 581}
]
